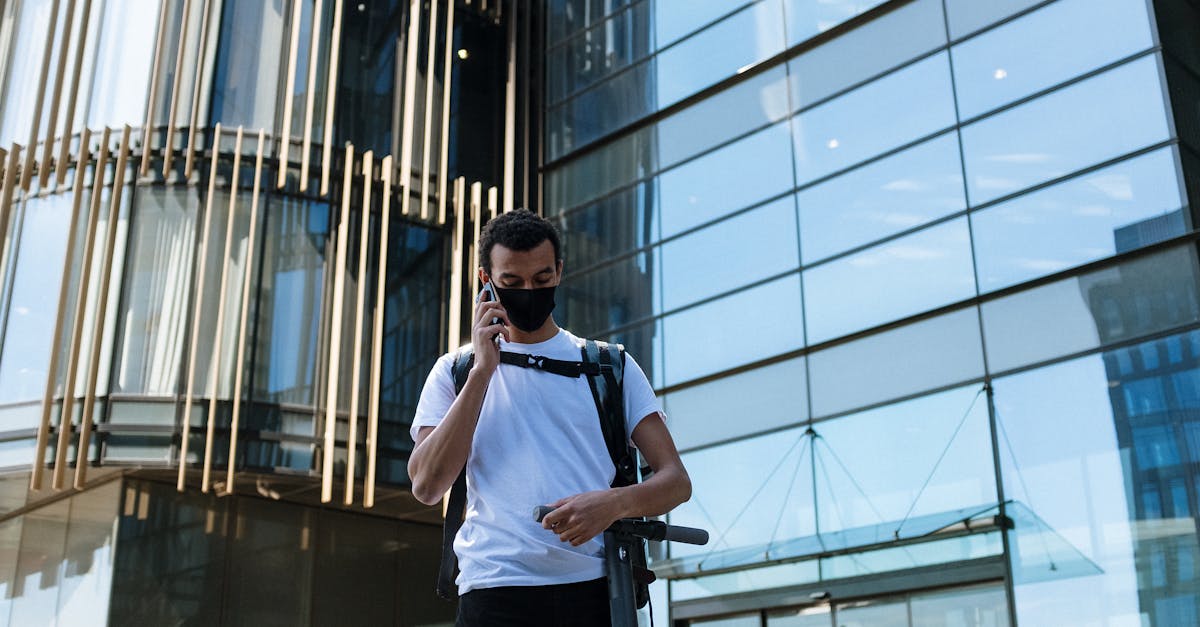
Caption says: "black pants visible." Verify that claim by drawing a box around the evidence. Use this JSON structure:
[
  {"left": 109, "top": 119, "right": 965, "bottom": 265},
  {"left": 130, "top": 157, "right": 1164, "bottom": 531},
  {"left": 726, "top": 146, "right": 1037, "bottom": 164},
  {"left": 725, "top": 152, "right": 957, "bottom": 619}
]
[{"left": 455, "top": 577, "right": 611, "bottom": 627}]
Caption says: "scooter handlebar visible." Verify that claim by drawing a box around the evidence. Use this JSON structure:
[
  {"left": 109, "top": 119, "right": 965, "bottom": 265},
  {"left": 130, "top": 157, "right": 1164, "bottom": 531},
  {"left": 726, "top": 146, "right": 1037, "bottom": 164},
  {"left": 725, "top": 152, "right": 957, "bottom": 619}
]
[{"left": 532, "top": 505, "right": 708, "bottom": 545}]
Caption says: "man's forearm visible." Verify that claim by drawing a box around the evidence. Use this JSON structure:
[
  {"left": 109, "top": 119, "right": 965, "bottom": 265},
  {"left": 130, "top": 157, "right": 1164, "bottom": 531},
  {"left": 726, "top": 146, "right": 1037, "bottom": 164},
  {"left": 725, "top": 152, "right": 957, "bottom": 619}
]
[
  {"left": 610, "top": 462, "right": 692, "bottom": 520},
  {"left": 407, "top": 368, "right": 491, "bottom": 504}
]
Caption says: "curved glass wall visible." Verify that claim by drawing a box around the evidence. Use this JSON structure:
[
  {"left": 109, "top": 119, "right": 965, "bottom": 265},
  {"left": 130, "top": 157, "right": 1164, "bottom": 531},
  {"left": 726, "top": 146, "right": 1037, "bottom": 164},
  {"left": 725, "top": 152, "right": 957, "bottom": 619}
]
[{"left": 0, "top": 0, "right": 469, "bottom": 493}]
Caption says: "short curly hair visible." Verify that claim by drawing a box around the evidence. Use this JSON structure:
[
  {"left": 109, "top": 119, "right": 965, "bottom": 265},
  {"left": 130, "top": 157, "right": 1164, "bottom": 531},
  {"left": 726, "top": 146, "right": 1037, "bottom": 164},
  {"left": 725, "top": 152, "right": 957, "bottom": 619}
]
[{"left": 478, "top": 209, "right": 563, "bottom": 274}]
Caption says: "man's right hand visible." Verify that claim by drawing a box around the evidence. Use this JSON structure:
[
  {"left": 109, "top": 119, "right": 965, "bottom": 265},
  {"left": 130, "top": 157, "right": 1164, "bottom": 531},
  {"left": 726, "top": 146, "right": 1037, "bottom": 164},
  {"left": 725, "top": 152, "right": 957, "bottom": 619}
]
[{"left": 471, "top": 298, "right": 510, "bottom": 375}]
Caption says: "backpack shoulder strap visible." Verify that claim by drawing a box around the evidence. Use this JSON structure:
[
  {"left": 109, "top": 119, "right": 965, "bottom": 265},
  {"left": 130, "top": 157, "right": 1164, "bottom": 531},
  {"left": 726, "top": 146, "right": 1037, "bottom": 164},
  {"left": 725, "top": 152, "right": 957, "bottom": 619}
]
[
  {"left": 437, "top": 345, "right": 474, "bottom": 600},
  {"left": 581, "top": 339, "right": 636, "bottom": 488}
]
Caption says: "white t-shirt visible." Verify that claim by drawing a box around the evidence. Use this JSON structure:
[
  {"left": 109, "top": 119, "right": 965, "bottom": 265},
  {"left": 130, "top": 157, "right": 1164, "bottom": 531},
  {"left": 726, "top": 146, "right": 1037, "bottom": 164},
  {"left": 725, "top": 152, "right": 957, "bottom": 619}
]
[{"left": 410, "top": 328, "right": 662, "bottom": 594}]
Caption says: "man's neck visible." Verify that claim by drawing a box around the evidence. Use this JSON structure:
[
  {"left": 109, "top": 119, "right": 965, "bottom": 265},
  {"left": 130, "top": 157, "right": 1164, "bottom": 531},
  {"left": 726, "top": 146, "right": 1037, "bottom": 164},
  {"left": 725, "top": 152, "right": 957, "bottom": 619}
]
[{"left": 505, "top": 319, "right": 560, "bottom": 345}]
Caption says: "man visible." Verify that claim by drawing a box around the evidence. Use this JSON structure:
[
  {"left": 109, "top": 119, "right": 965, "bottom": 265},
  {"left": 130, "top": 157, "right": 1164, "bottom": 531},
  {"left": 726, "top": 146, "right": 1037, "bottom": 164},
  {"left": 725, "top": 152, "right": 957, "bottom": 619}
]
[{"left": 408, "top": 209, "right": 692, "bottom": 626}]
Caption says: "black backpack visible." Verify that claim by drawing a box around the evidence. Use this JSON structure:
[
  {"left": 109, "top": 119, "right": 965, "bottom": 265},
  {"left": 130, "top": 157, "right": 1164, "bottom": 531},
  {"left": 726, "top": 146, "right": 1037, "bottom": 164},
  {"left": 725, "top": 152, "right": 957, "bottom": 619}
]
[{"left": 435, "top": 338, "right": 650, "bottom": 606}]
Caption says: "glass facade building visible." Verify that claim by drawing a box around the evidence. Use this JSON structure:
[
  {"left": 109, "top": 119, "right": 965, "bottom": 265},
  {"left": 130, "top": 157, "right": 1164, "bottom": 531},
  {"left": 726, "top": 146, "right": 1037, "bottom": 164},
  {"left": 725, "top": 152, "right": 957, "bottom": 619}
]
[
  {"left": 0, "top": 0, "right": 1198, "bottom": 625},
  {"left": 544, "top": 0, "right": 1200, "bottom": 625}
]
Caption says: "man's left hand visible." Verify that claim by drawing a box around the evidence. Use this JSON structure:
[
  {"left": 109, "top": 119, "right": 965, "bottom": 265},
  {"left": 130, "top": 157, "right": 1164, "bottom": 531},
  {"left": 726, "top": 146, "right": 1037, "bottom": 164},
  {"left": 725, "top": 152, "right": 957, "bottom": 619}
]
[{"left": 541, "top": 490, "right": 623, "bottom": 547}]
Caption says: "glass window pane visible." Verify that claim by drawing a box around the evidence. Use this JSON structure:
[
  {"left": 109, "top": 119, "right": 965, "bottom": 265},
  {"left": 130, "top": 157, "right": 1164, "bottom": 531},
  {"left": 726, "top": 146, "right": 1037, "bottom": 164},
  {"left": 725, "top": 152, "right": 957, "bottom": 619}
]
[
  {"left": 783, "top": 0, "right": 888, "bottom": 47},
  {"left": 660, "top": 121, "right": 794, "bottom": 239},
  {"left": 547, "top": 0, "right": 634, "bottom": 46},
  {"left": 9, "top": 498, "right": 69, "bottom": 625},
  {"left": 792, "top": 52, "right": 957, "bottom": 187},
  {"left": 787, "top": 0, "right": 940, "bottom": 111},
  {"left": 691, "top": 614, "right": 763, "bottom": 627},
  {"left": 654, "top": 0, "right": 743, "bottom": 50},
  {"left": 981, "top": 245, "right": 1200, "bottom": 373},
  {"left": 56, "top": 482, "right": 120, "bottom": 625},
  {"left": 311, "top": 510, "right": 397, "bottom": 626},
  {"left": 797, "top": 131, "right": 965, "bottom": 264},
  {"left": 808, "top": 307, "right": 984, "bottom": 418},
  {"left": 655, "top": 0, "right": 786, "bottom": 109},
  {"left": 666, "top": 356, "right": 807, "bottom": 452},
  {"left": 814, "top": 384, "right": 997, "bottom": 534},
  {"left": 662, "top": 273, "right": 804, "bottom": 386},
  {"left": 557, "top": 182, "right": 659, "bottom": 272},
  {"left": 112, "top": 188, "right": 196, "bottom": 395},
  {"left": 972, "top": 146, "right": 1188, "bottom": 292},
  {"left": 835, "top": 598, "right": 908, "bottom": 627},
  {"left": 673, "top": 424, "right": 817, "bottom": 559},
  {"left": 251, "top": 198, "right": 329, "bottom": 407},
  {"left": 606, "top": 319, "right": 664, "bottom": 389},
  {"left": 910, "top": 584, "right": 1010, "bottom": 627},
  {"left": 0, "top": 195, "right": 74, "bottom": 405},
  {"left": 548, "top": 1, "right": 652, "bottom": 104},
  {"left": 944, "top": 0, "right": 1044, "bottom": 40},
  {"left": 674, "top": 562, "right": 820, "bottom": 603},
  {"left": 803, "top": 218, "right": 976, "bottom": 345},
  {"left": 0, "top": 0, "right": 56, "bottom": 145},
  {"left": 993, "top": 329, "right": 1200, "bottom": 626},
  {"left": 767, "top": 604, "right": 832, "bottom": 626},
  {"left": 661, "top": 196, "right": 799, "bottom": 312},
  {"left": 961, "top": 53, "right": 1171, "bottom": 206},
  {"left": 559, "top": 249, "right": 658, "bottom": 337},
  {"left": 546, "top": 125, "right": 656, "bottom": 214},
  {"left": 209, "top": 1, "right": 286, "bottom": 131},
  {"left": 549, "top": 59, "right": 654, "bottom": 160},
  {"left": 85, "top": 0, "right": 160, "bottom": 129},
  {"left": 951, "top": 0, "right": 1154, "bottom": 120},
  {"left": 224, "top": 498, "right": 314, "bottom": 625},
  {"left": 658, "top": 64, "right": 792, "bottom": 169}
]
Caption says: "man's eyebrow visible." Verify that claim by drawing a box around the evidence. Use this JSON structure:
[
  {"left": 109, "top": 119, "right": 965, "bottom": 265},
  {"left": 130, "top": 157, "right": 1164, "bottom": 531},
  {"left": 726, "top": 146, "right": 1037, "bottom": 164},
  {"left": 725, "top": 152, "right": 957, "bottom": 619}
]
[{"left": 498, "top": 267, "right": 554, "bottom": 278}]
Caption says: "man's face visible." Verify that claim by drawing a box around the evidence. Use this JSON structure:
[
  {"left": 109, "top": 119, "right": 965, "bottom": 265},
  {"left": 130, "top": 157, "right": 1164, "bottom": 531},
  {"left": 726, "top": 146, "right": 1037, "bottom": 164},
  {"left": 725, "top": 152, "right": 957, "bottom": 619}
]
[{"left": 481, "top": 239, "right": 562, "bottom": 288}]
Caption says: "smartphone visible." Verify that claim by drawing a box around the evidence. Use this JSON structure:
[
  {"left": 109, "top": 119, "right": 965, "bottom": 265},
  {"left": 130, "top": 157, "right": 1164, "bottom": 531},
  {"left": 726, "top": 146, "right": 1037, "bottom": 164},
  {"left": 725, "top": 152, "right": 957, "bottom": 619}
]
[{"left": 478, "top": 281, "right": 502, "bottom": 341}]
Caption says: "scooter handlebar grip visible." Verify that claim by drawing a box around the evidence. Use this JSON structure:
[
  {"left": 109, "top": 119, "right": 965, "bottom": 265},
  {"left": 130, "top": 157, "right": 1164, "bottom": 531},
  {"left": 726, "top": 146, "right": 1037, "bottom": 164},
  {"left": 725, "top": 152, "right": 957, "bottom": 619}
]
[
  {"left": 664, "top": 525, "right": 709, "bottom": 546},
  {"left": 533, "top": 505, "right": 556, "bottom": 523}
]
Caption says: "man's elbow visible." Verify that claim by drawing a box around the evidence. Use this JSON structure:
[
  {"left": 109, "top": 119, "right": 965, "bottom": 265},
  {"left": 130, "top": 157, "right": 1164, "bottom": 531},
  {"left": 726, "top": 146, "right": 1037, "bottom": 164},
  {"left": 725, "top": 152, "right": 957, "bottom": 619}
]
[
  {"left": 408, "top": 457, "right": 442, "bottom": 506},
  {"left": 410, "top": 475, "right": 443, "bottom": 506},
  {"left": 669, "top": 466, "right": 692, "bottom": 509}
]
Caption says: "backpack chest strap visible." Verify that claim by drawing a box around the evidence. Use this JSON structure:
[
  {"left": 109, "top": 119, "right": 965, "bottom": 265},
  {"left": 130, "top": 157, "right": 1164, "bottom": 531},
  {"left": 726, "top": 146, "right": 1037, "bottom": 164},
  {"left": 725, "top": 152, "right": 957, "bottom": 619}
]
[{"left": 498, "top": 350, "right": 605, "bottom": 378}]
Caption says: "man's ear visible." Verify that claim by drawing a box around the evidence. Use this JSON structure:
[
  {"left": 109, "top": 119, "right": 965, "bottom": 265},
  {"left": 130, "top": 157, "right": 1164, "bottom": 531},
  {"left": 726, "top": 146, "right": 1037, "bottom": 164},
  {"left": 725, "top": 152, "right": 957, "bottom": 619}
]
[
  {"left": 555, "top": 259, "right": 564, "bottom": 278},
  {"left": 478, "top": 267, "right": 489, "bottom": 285}
]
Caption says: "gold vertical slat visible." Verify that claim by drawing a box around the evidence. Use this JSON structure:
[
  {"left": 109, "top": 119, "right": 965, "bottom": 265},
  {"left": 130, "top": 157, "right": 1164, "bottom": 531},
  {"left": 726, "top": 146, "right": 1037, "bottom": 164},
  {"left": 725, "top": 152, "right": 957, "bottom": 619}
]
[
  {"left": 321, "top": 143, "right": 353, "bottom": 503},
  {"left": 319, "top": 0, "right": 345, "bottom": 197},
  {"left": 178, "top": 122, "right": 222, "bottom": 492},
  {"left": 277, "top": 0, "right": 305, "bottom": 189},
  {"left": 35, "top": 131, "right": 106, "bottom": 491},
  {"left": 364, "top": 154, "right": 392, "bottom": 508},
  {"left": 201, "top": 126, "right": 244, "bottom": 493},
  {"left": 435, "top": 0, "right": 456, "bottom": 226},
  {"left": 446, "top": 176, "right": 465, "bottom": 351},
  {"left": 138, "top": 0, "right": 171, "bottom": 178},
  {"left": 487, "top": 186, "right": 498, "bottom": 220},
  {"left": 225, "top": 128, "right": 266, "bottom": 494},
  {"left": 502, "top": 0, "right": 516, "bottom": 214},
  {"left": 397, "top": 0, "right": 421, "bottom": 217},
  {"left": 21, "top": 0, "right": 62, "bottom": 192},
  {"left": 55, "top": 0, "right": 96, "bottom": 188},
  {"left": 300, "top": 0, "right": 325, "bottom": 193},
  {"left": 183, "top": 0, "right": 215, "bottom": 180},
  {"left": 163, "top": 0, "right": 194, "bottom": 177},
  {"left": 344, "top": 150, "right": 372, "bottom": 505},
  {"left": 469, "top": 181, "right": 482, "bottom": 305},
  {"left": 39, "top": 0, "right": 77, "bottom": 190},
  {"left": 74, "top": 125, "right": 131, "bottom": 488},
  {"left": 417, "top": 0, "right": 440, "bottom": 221},
  {"left": 40, "top": 127, "right": 90, "bottom": 489}
]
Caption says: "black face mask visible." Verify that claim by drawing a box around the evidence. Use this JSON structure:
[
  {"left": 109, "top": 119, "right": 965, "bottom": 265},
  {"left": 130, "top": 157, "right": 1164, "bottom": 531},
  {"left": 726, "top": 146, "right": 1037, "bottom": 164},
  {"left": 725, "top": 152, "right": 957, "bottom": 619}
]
[{"left": 494, "top": 285, "right": 557, "bottom": 333}]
